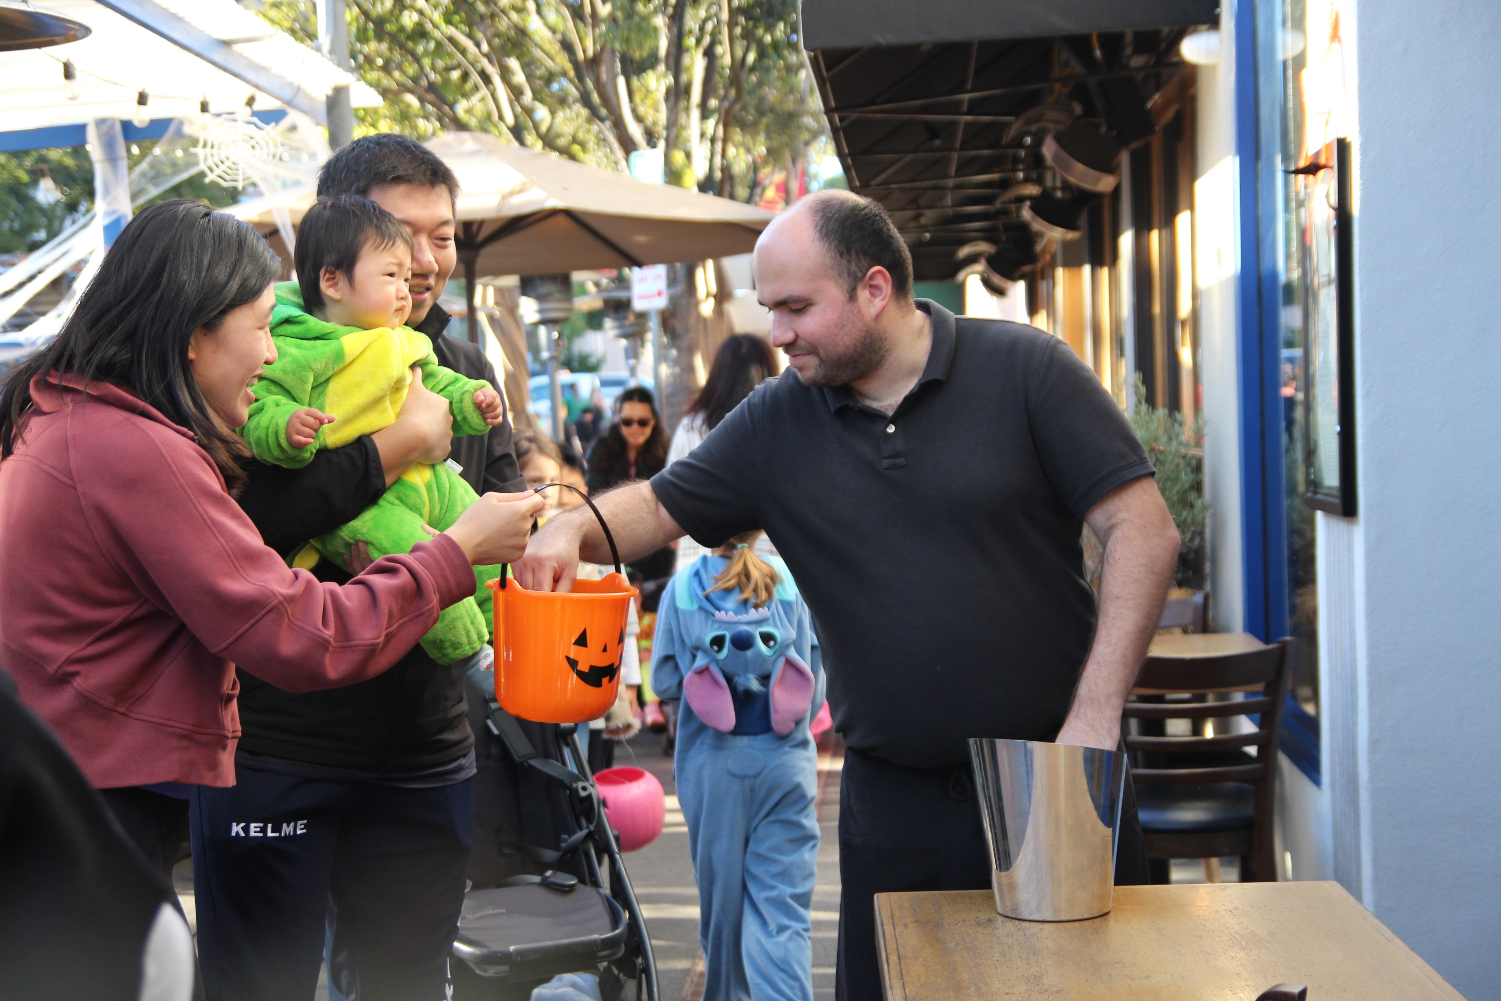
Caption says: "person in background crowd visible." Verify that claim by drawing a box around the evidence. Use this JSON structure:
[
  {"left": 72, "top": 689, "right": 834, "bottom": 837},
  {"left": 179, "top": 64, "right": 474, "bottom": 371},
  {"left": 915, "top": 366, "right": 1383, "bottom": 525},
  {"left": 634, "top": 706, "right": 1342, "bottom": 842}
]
[
  {"left": 0, "top": 200, "right": 540, "bottom": 892},
  {"left": 666, "top": 334, "right": 780, "bottom": 574},
  {"left": 650, "top": 530, "right": 823, "bottom": 1001},
  {"left": 585, "top": 387, "right": 674, "bottom": 608},
  {"left": 193, "top": 134, "right": 533, "bottom": 1001},
  {"left": 573, "top": 404, "right": 602, "bottom": 452}
]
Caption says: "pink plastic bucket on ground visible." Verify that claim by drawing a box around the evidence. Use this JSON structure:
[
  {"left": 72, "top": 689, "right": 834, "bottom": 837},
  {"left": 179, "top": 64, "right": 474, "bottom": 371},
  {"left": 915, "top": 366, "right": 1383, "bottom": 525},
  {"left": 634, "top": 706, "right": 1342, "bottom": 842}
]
[
  {"left": 810, "top": 701, "right": 833, "bottom": 740},
  {"left": 594, "top": 766, "right": 666, "bottom": 853}
]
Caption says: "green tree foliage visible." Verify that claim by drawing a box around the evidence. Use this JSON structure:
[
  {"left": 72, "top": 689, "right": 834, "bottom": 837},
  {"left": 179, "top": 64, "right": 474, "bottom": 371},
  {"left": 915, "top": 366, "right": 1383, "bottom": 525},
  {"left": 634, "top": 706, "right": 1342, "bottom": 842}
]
[
  {"left": 0, "top": 149, "right": 93, "bottom": 255},
  {"left": 0, "top": 145, "right": 239, "bottom": 255},
  {"left": 1129, "top": 375, "right": 1209, "bottom": 590},
  {"left": 258, "top": 0, "right": 826, "bottom": 201}
]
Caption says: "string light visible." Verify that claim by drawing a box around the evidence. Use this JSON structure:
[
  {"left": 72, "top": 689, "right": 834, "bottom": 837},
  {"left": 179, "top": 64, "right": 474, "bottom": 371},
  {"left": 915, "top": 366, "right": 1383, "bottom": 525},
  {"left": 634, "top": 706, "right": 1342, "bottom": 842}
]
[
  {"left": 62, "top": 59, "right": 79, "bottom": 101},
  {"left": 133, "top": 89, "right": 151, "bottom": 128}
]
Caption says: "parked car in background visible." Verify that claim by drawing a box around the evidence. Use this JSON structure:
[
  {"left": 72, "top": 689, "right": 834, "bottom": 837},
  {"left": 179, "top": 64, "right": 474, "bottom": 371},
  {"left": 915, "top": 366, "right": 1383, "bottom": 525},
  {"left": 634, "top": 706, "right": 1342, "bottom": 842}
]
[{"left": 527, "top": 372, "right": 652, "bottom": 434}]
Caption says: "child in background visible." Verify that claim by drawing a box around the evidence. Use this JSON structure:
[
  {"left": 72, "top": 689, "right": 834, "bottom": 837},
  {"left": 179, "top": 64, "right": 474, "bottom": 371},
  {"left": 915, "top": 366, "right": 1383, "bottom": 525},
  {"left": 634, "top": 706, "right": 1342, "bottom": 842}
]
[
  {"left": 556, "top": 443, "right": 588, "bottom": 512},
  {"left": 239, "top": 194, "right": 506, "bottom": 668},
  {"left": 512, "top": 429, "right": 563, "bottom": 512},
  {"left": 651, "top": 531, "right": 823, "bottom": 1001}
]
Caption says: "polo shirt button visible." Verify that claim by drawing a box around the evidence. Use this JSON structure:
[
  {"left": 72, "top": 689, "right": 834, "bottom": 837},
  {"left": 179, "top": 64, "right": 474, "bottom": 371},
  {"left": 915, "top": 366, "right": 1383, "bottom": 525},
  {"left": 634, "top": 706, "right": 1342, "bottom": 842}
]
[{"left": 885, "top": 424, "right": 896, "bottom": 434}]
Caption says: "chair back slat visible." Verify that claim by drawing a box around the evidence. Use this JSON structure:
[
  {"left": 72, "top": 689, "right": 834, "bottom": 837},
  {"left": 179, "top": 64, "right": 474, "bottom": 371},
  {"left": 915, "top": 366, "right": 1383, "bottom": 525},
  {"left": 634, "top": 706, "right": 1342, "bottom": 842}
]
[
  {"left": 1126, "top": 731, "right": 1268, "bottom": 753},
  {"left": 1131, "top": 763, "right": 1265, "bottom": 784},
  {"left": 1133, "top": 644, "right": 1284, "bottom": 693},
  {"left": 1124, "top": 697, "right": 1273, "bottom": 721}
]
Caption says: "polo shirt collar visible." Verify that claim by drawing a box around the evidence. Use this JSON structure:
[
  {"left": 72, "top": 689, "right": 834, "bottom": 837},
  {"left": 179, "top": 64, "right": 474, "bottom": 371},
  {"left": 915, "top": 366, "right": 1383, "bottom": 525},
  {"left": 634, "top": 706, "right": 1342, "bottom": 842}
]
[{"left": 819, "top": 298, "right": 957, "bottom": 412}]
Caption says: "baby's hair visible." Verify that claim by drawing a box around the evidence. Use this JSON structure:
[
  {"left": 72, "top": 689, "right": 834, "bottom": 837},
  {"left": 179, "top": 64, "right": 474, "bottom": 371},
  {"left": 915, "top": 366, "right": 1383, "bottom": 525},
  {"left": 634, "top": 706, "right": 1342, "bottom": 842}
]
[
  {"left": 295, "top": 194, "right": 414, "bottom": 314},
  {"left": 707, "top": 531, "right": 780, "bottom": 609},
  {"left": 512, "top": 428, "right": 563, "bottom": 468}
]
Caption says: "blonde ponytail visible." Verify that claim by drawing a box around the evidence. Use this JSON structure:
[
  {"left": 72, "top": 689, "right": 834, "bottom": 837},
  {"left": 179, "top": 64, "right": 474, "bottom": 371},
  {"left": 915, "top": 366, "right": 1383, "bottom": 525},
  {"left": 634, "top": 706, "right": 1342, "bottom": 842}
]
[{"left": 707, "top": 531, "right": 780, "bottom": 608}]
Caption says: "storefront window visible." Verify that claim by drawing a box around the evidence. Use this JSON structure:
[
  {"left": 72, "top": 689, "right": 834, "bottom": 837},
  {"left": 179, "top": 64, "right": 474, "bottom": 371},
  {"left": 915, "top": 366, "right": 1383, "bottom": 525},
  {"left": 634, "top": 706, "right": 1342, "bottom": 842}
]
[{"left": 1259, "top": 0, "right": 1350, "bottom": 736}]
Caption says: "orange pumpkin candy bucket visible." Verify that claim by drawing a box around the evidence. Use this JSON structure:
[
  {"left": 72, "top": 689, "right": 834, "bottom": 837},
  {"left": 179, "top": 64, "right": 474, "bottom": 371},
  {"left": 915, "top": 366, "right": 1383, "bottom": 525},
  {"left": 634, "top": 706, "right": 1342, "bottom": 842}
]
[{"left": 486, "top": 485, "right": 639, "bottom": 724}]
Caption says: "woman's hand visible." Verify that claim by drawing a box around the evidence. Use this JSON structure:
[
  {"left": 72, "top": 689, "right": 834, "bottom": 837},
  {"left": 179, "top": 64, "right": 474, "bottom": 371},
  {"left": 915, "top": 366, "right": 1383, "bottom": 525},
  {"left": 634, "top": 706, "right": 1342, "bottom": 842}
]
[{"left": 444, "top": 491, "right": 547, "bottom": 565}]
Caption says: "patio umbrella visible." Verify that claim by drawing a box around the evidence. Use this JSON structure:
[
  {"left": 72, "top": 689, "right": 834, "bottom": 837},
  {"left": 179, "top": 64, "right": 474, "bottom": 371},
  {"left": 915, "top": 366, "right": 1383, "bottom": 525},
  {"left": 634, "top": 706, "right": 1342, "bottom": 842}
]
[{"left": 229, "top": 131, "right": 776, "bottom": 341}]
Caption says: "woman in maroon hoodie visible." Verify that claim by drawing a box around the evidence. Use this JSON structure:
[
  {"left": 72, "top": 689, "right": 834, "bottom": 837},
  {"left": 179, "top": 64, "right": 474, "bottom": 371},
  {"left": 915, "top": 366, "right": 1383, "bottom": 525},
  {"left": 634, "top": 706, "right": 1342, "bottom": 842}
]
[{"left": 0, "top": 200, "right": 544, "bottom": 864}]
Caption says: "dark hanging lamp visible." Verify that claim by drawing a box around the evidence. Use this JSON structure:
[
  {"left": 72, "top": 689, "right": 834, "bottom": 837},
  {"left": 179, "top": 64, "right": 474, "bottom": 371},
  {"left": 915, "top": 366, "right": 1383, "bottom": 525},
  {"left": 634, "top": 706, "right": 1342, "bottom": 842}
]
[
  {"left": 1043, "top": 122, "right": 1122, "bottom": 194},
  {"left": 1022, "top": 195, "right": 1084, "bottom": 241},
  {"left": 0, "top": 0, "right": 90, "bottom": 51}
]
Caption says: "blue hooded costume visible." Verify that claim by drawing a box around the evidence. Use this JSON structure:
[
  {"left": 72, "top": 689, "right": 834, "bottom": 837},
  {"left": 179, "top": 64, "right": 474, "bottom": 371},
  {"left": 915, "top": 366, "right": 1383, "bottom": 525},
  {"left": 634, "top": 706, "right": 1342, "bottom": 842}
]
[{"left": 650, "top": 554, "right": 824, "bottom": 1001}]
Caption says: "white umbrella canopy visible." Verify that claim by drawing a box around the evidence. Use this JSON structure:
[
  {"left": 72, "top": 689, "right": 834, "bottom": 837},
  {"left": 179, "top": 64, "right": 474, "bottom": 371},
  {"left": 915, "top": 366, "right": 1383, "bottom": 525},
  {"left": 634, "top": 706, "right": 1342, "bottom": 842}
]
[
  {"left": 229, "top": 131, "right": 775, "bottom": 274},
  {"left": 430, "top": 132, "right": 775, "bottom": 274}
]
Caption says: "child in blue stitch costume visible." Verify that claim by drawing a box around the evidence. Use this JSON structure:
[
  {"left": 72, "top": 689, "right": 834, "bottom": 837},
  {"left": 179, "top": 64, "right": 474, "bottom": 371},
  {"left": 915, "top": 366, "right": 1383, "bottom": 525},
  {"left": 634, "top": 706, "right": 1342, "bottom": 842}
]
[
  {"left": 650, "top": 531, "right": 824, "bottom": 1001},
  {"left": 238, "top": 195, "right": 508, "bottom": 666}
]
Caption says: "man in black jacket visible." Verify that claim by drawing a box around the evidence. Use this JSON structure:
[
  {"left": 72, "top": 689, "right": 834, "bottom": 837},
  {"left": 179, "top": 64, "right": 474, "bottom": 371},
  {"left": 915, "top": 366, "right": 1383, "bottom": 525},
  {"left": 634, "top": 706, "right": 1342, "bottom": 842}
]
[{"left": 190, "top": 135, "right": 528, "bottom": 1001}]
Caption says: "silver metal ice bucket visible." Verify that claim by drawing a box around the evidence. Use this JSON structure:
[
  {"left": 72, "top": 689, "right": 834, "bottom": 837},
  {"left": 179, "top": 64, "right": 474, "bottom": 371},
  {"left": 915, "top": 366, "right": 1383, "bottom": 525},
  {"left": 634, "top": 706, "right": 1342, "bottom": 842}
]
[{"left": 967, "top": 738, "right": 1126, "bottom": 921}]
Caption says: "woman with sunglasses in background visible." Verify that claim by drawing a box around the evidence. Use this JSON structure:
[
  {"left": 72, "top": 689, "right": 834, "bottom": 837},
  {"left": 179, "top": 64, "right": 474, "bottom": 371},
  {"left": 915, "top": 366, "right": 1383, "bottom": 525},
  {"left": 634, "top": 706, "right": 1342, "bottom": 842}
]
[{"left": 585, "top": 387, "right": 674, "bottom": 601}]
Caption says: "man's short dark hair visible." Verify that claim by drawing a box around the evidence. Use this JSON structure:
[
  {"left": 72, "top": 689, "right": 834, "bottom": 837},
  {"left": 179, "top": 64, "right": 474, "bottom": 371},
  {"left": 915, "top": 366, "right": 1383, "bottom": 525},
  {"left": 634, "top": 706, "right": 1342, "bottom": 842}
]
[
  {"left": 805, "top": 190, "right": 914, "bottom": 300},
  {"left": 316, "top": 133, "right": 460, "bottom": 209},
  {"left": 295, "top": 195, "right": 413, "bottom": 313}
]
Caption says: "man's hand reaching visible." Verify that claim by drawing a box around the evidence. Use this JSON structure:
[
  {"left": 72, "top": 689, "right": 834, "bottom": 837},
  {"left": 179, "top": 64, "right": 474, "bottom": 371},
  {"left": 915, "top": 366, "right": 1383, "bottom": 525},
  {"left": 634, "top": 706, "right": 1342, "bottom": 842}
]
[
  {"left": 286, "top": 408, "right": 335, "bottom": 449},
  {"left": 474, "top": 387, "right": 506, "bottom": 427}
]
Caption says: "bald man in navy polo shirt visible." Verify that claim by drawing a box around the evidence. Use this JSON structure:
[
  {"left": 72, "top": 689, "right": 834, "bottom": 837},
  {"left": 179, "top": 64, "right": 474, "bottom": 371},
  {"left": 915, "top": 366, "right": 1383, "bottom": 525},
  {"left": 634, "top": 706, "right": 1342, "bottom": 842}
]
[{"left": 517, "top": 190, "right": 1181, "bottom": 999}]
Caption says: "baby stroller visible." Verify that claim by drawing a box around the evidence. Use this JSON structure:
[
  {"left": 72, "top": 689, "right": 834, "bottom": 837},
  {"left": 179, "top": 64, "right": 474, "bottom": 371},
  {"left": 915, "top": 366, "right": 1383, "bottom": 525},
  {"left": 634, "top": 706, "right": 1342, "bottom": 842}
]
[{"left": 453, "top": 678, "right": 661, "bottom": 1001}]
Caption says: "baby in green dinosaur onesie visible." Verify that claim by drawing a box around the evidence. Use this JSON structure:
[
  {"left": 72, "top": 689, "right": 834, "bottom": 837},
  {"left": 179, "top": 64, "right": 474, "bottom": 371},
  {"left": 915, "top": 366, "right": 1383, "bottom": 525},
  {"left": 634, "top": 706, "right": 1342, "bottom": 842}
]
[{"left": 239, "top": 194, "right": 508, "bottom": 666}]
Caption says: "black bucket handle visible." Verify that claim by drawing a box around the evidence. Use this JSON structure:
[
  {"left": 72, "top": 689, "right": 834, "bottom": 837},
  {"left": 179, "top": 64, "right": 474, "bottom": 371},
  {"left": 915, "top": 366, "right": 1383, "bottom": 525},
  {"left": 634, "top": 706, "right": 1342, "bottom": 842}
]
[{"left": 499, "top": 482, "right": 623, "bottom": 588}]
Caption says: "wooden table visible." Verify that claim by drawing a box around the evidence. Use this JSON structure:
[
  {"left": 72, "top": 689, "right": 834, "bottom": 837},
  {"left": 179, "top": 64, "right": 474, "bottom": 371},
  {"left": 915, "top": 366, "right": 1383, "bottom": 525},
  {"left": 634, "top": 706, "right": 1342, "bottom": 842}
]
[
  {"left": 875, "top": 882, "right": 1466, "bottom": 1001},
  {"left": 1147, "top": 632, "right": 1267, "bottom": 659}
]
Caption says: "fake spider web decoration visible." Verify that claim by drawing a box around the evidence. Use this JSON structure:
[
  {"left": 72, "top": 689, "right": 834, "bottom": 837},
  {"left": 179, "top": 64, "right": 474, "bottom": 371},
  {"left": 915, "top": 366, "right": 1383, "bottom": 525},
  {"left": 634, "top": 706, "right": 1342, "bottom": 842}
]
[{"left": 194, "top": 115, "right": 288, "bottom": 190}]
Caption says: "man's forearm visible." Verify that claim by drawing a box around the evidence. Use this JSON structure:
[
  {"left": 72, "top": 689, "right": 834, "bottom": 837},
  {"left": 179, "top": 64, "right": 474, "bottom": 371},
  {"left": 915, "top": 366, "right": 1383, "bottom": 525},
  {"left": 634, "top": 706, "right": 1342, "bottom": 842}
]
[
  {"left": 1059, "top": 480, "right": 1179, "bottom": 748},
  {"left": 569, "top": 481, "right": 682, "bottom": 565}
]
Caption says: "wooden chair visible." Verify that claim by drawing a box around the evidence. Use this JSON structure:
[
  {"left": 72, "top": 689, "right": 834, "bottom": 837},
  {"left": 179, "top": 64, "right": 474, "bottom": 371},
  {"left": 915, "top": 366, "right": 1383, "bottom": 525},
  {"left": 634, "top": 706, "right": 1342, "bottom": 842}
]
[
  {"left": 1124, "top": 638, "right": 1295, "bottom": 883},
  {"left": 1158, "top": 590, "right": 1208, "bottom": 632}
]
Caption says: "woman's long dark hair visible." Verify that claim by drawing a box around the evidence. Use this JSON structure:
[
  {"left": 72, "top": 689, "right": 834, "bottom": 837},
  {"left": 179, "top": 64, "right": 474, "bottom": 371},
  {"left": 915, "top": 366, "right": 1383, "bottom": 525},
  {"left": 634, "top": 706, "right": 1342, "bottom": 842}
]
[
  {"left": 0, "top": 200, "right": 280, "bottom": 491},
  {"left": 586, "top": 386, "right": 668, "bottom": 487},
  {"left": 686, "top": 334, "right": 778, "bottom": 431}
]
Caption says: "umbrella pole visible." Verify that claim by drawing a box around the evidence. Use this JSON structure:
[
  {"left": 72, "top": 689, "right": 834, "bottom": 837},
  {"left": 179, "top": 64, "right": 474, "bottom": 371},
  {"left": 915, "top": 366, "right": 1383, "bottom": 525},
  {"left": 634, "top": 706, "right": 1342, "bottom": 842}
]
[
  {"left": 649, "top": 307, "right": 665, "bottom": 416},
  {"left": 549, "top": 335, "right": 565, "bottom": 443}
]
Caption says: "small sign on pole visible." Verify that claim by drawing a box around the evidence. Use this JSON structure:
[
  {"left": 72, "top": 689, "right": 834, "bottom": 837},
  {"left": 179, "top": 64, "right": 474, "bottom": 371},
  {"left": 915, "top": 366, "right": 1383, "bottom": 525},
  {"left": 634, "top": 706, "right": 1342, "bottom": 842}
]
[{"left": 631, "top": 265, "right": 668, "bottom": 312}]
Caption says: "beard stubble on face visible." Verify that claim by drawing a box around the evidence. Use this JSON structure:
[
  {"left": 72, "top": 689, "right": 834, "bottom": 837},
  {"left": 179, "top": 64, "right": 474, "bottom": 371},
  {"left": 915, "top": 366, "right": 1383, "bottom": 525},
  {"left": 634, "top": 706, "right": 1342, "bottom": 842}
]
[{"left": 786, "top": 297, "right": 890, "bottom": 388}]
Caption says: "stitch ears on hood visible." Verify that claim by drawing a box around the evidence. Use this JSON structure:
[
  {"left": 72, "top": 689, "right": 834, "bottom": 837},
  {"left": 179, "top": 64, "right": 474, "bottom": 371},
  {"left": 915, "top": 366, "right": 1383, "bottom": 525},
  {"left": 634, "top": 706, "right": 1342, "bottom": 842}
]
[{"left": 682, "top": 652, "right": 816, "bottom": 737}]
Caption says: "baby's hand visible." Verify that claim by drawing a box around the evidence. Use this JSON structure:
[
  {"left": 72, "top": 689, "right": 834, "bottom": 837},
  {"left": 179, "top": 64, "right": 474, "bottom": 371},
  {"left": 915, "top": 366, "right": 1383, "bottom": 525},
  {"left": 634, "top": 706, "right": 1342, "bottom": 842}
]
[
  {"left": 286, "top": 407, "right": 335, "bottom": 449},
  {"left": 474, "top": 387, "right": 506, "bottom": 426}
]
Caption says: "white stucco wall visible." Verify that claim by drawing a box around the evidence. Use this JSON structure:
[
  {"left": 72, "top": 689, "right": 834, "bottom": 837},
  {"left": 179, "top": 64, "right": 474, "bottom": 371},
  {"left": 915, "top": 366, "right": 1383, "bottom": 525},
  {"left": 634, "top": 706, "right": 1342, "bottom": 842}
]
[
  {"left": 1349, "top": 0, "right": 1501, "bottom": 996},
  {"left": 1194, "top": 7, "right": 1245, "bottom": 633}
]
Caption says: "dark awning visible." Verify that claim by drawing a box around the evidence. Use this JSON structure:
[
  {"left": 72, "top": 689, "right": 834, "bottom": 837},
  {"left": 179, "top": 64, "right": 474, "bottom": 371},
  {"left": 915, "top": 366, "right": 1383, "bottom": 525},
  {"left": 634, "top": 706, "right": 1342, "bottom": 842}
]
[
  {"left": 801, "top": 0, "right": 1218, "bottom": 50},
  {"left": 801, "top": 1, "right": 1216, "bottom": 283}
]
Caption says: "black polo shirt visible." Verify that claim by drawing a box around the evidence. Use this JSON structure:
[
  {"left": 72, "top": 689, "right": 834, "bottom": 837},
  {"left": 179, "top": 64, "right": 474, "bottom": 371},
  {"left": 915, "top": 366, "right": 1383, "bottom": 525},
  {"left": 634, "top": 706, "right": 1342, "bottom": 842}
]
[{"left": 650, "top": 300, "right": 1153, "bottom": 768}]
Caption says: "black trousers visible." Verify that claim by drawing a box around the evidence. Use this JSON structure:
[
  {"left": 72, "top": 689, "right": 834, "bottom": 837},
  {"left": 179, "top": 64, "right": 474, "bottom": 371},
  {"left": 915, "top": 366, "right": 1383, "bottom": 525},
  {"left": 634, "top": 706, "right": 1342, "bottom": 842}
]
[
  {"left": 835, "top": 749, "right": 1147, "bottom": 1001},
  {"left": 190, "top": 765, "right": 473, "bottom": 1001},
  {"left": 99, "top": 786, "right": 191, "bottom": 884}
]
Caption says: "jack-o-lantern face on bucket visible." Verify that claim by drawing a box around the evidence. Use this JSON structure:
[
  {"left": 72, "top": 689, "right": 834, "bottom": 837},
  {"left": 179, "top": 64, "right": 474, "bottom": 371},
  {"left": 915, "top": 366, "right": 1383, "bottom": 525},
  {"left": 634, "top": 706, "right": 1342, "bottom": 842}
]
[{"left": 565, "top": 626, "right": 624, "bottom": 688}]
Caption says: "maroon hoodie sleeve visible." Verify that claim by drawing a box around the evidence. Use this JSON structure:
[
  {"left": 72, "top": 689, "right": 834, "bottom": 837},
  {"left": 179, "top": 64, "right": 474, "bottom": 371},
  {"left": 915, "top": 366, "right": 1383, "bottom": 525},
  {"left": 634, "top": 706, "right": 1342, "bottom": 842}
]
[{"left": 75, "top": 417, "right": 478, "bottom": 693}]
